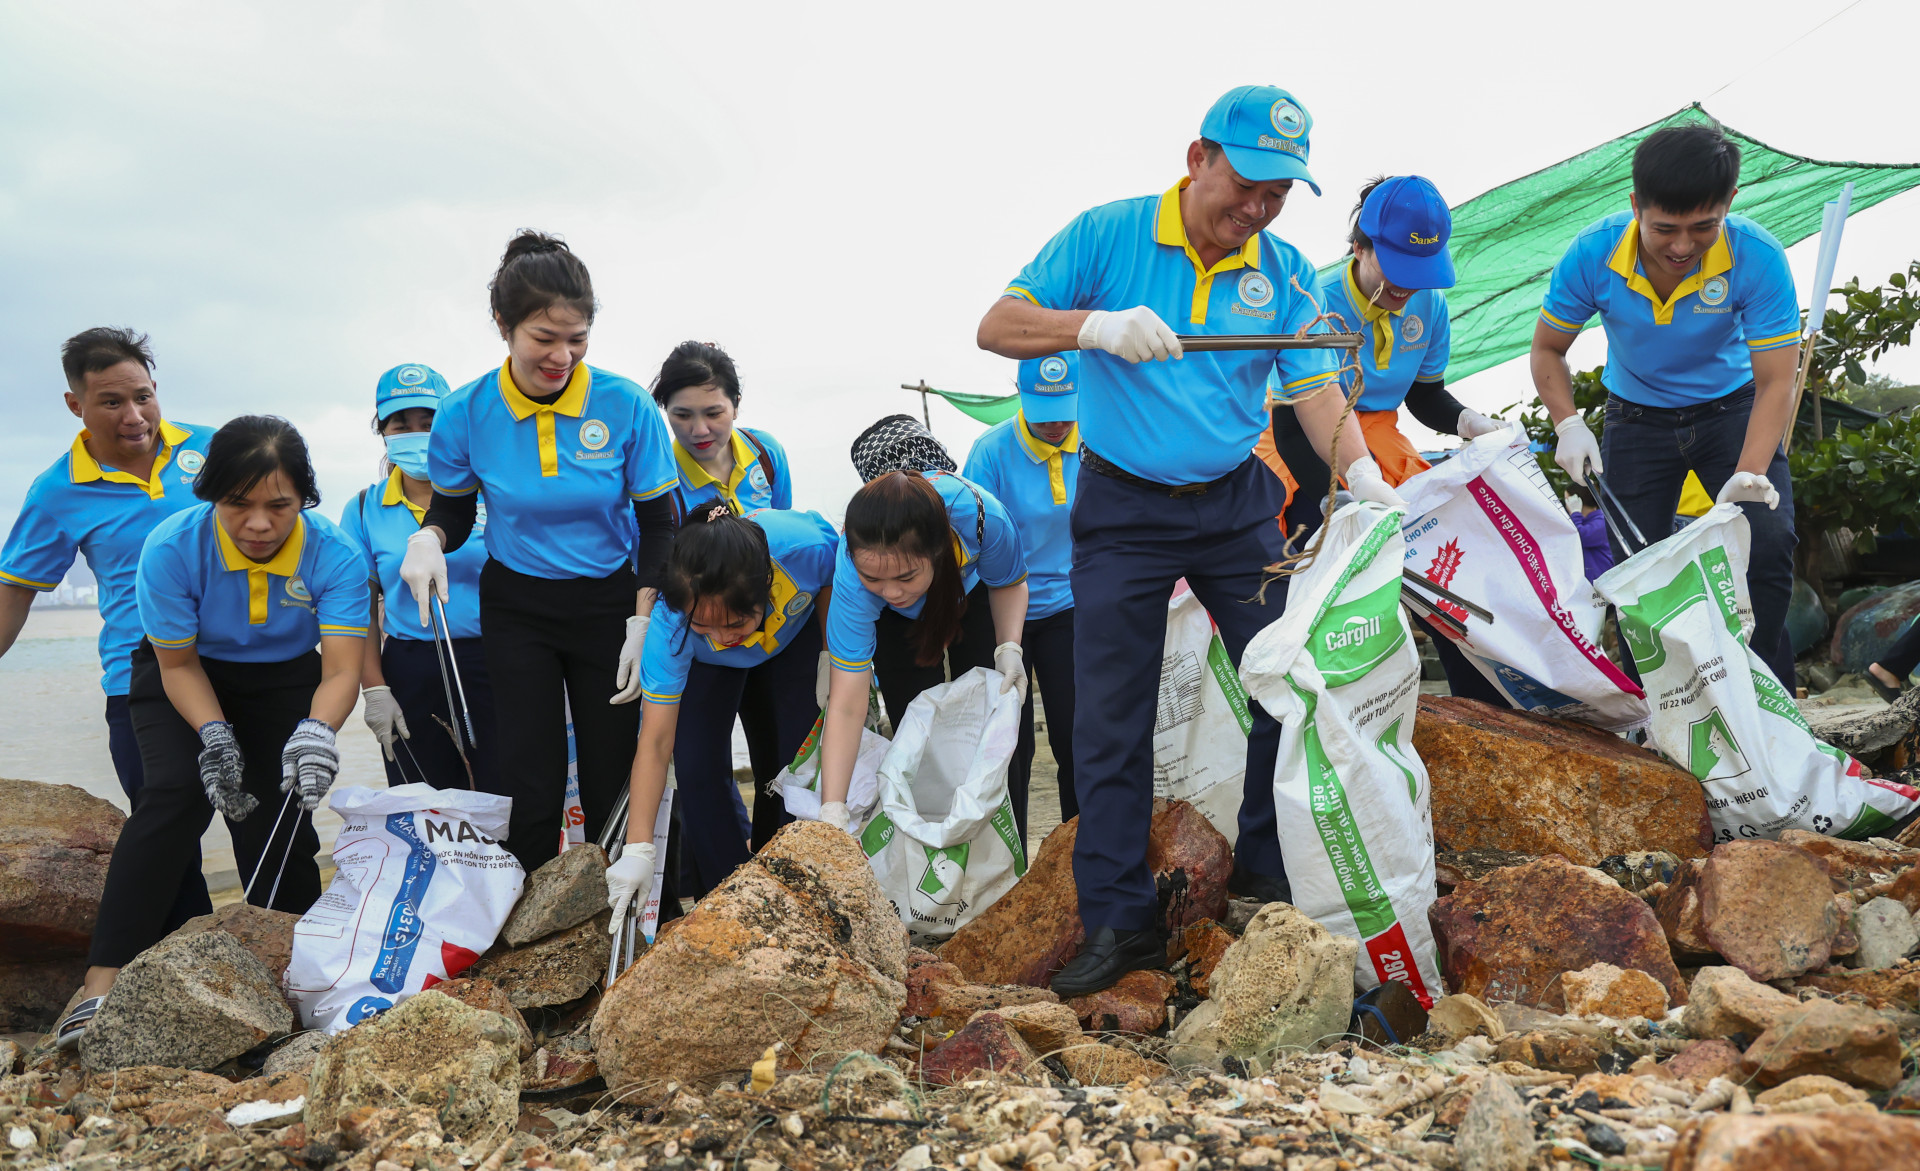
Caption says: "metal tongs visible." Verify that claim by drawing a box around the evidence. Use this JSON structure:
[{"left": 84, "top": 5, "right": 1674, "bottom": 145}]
[
  {"left": 1400, "top": 570, "right": 1494, "bottom": 640},
  {"left": 429, "top": 596, "right": 478, "bottom": 786},
  {"left": 1586, "top": 470, "right": 1649, "bottom": 556},
  {"left": 601, "top": 771, "right": 675, "bottom": 986},
  {"left": 1176, "top": 332, "right": 1365, "bottom": 352}
]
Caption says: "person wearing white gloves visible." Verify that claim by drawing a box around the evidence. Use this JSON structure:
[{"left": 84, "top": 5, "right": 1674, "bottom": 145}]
[
  {"left": 59, "top": 416, "right": 368, "bottom": 1049},
  {"left": 613, "top": 504, "right": 839, "bottom": 903},
  {"left": 976, "top": 86, "right": 1376, "bottom": 997},
  {"left": 339, "top": 364, "right": 501, "bottom": 793},
  {"left": 1532, "top": 122, "right": 1803, "bottom": 687},
  {"left": 405, "top": 232, "right": 679, "bottom": 875}
]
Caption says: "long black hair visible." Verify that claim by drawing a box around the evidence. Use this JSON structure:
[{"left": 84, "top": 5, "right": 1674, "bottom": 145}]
[
  {"left": 194, "top": 415, "right": 320, "bottom": 509},
  {"left": 844, "top": 470, "right": 964, "bottom": 667},
  {"left": 490, "top": 230, "right": 597, "bottom": 333},
  {"left": 661, "top": 502, "right": 773, "bottom": 627}
]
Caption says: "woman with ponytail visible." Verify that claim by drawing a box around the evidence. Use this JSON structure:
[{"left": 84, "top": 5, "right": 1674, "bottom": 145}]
[{"left": 400, "top": 231, "right": 679, "bottom": 873}]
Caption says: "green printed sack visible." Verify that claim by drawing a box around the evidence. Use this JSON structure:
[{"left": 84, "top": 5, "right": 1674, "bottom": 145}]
[
  {"left": 1241, "top": 502, "right": 1442, "bottom": 1007},
  {"left": 775, "top": 711, "right": 889, "bottom": 826},
  {"left": 1153, "top": 588, "right": 1255, "bottom": 845},
  {"left": 857, "top": 666, "right": 1029, "bottom": 944},
  {"left": 1595, "top": 504, "right": 1918, "bottom": 842}
]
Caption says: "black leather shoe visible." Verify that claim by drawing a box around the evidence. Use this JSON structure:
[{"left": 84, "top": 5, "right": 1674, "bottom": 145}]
[
  {"left": 1049, "top": 926, "right": 1167, "bottom": 998},
  {"left": 1228, "top": 866, "right": 1293, "bottom": 905}
]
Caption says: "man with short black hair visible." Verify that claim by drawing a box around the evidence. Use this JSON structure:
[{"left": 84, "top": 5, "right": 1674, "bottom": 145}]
[
  {"left": 1531, "top": 122, "right": 1801, "bottom": 685},
  {"left": 1, "top": 327, "right": 217, "bottom": 929}
]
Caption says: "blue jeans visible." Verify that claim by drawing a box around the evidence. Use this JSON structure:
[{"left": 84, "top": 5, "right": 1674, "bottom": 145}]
[{"left": 1600, "top": 387, "right": 1798, "bottom": 686}]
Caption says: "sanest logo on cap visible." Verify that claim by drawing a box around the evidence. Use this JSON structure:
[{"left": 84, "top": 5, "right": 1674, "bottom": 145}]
[
  {"left": 1038, "top": 357, "right": 1069, "bottom": 384},
  {"left": 396, "top": 366, "right": 428, "bottom": 388},
  {"left": 1269, "top": 100, "right": 1305, "bottom": 139}
]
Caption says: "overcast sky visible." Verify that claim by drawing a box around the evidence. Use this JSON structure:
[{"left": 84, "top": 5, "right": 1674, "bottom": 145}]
[{"left": 5, "top": 0, "right": 1918, "bottom": 546}]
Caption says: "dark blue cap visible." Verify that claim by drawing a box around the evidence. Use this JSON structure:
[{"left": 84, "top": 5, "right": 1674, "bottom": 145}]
[{"left": 1359, "top": 176, "right": 1455, "bottom": 290}]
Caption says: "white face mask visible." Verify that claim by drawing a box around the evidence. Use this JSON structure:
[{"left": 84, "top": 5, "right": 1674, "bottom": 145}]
[{"left": 384, "top": 432, "right": 430, "bottom": 479}]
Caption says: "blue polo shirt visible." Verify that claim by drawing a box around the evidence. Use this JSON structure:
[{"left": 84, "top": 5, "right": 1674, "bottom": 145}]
[
  {"left": 638, "top": 508, "right": 839, "bottom": 704},
  {"left": 671, "top": 426, "right": 792, "bottom": 516},
  {"left": 827, "top": 472, "right": 1026, "bottom": 673},
  {"left": 428, "top": 361, "right": 678, "bottom": 579},
  {"left": 962, "top": 415, "right": 1076, "bottom": 620},
  {"left": 138, "top": 505, "right": 370, "bottom": 663},
  {"left": 1540, "top": 212, "right": 1801, "bottom": 407},
  {"left": 0, "top": 421, "right": 214, "bottom": 693},
  {"left": 1003, "top": 178, "right": 1338, "bottom": 485},
  {"left": 1313, "top": 261, "right": 1450, "bottom": 410},
  {"left": 338, "top": 468, "right": 486, "bottom": 641}
]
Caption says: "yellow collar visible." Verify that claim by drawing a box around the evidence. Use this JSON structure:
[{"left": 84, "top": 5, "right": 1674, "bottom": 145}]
[
  {"left": 68, "top": 420, "right": 193, "bottom": 500},
  {"left": 1016, "top": 413, "right": 1077, "bottom": 506},
  {"left": 215, "top": 513, "right": 306, "bottom": 626},
  {"left": 712, "top": 555, "right": 805, "bottom": 654},
  {"left": 674, "top": 430, "right": 756, "bottom": 511},
  {"left": 498, "top": 360, "right": 591, "bottom": 477},
  {"left": 383, "top": 466, "right": 427, "bottom": 523},
  {"left": 1343, "top": 260, "right": 1402, "bottom": 371},
  {"left": 1156, "top": 178, "right": 1263, "bottom": 325},
  {"left": 1606, "top": 219, "right": 1734, "bottom": 325}
]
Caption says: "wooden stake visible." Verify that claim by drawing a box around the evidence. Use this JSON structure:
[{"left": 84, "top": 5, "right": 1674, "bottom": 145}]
[
  {"left": 900, "top": 380, "right": 932, "bottom": 430},
  {"left": 1783, "top": 331, "right": 1819, "bottom": 454}
]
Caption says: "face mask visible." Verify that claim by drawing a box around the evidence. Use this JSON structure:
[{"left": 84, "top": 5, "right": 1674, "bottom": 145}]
[{"left": 384, "top": 431, "right": 431, "bottom": 480}]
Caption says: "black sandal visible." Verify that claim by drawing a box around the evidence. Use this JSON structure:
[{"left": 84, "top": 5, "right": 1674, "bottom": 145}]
[
  {"left": 1866, "top": 668, "right": 1905, "bottom": 704},
  {"left": 54, "top": 995, "right": 104, "bottom": 1050}
]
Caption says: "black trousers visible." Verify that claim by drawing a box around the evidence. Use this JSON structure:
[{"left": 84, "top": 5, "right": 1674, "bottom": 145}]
[
  {"left": 480, "top": 558, "right": 638, "bottom": 874},
  {"left": 1881, "top": 619, "right": 1920, "bottom": 681},
  {"left": 1013, "top": 607, "right": 1077, "bottom": 833},
  {"left": 91, "top": 644, "right": 323, "bottom": 968},
  {"left": 378, "top": 635, "right": 500, "bottom": 793},
  {"left": 105, "top": 693, "right": 212, "bottom": 932}
]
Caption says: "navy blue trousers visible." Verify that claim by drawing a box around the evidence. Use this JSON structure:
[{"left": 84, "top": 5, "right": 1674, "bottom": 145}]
[
  {"left": 1069, "top": 455, "right": 1289, "bottom": 931},
  {"left": 1600, "top": 387, "right": 1797, "bottom": 687},
  {"left": 377, "top": 635, "right": 500, "bottom": 794},
  {"left": 105, "top": 693, "right": 212, "bottom": 933}
]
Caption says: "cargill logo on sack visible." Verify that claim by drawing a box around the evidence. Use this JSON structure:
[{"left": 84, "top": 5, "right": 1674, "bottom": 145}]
[
  {"left": 578, "top": 419, "right": 610, "bottom": 451},
  {"left": 1238, "top": 271, "right": 1274, "bottom": 308},
  {"left": 1324, "top": 614, "right": 1383, "bottom": 652}
]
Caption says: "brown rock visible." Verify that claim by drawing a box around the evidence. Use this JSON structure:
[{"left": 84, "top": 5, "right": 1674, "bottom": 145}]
[
  {"left": 1355, "top": 980, "right": 1429, "bottom": 1048},
  {"left": 1491, "top": 1031, "right": 1612, "bottom": 1075},
  {"left": 1680, "top": 966, "right": 1800, "bottom": 1040},
  {"left": 931, "top": 982, "right": 1059, "bottom": 1031},
  {"left": 590, "top": 821, "right": 907, "bottom": 1088},
  {"left": 1568, "top": 1072, "right": 1652, "bottom": 1107},
  {"left": 1412, "top": 696, "right": 1712, "bottom": 865},
  {"left": 466, "top": 911, "right": 610, "bottom": 1009},
  {"left": 903, "top": 948, "right": 964, "bottom": 1017},
  {"left": 1666, "top": 1111, "right": 1920, "bottom": 1170},
  {"left": 1740, "top": 1000, "right": 1903, "bottom": 1089},
  {"left": 305, "top": 989, "right": 521, "bottom": 1142},
  {"left": 1068, "top": 969, "right": 1176, "bottom": 1034},
  {"left": 0, "top": 957, "right": 88, "bottom": 1033},
  {"left": 1653, "top": 859, "right": 1720, "bottom": 962},
  {"left": 1178, "top": 921, "right": 1234, "bottom": 997},
  {"left": 1427, "top": 855, "right": 1684, "bottom": 1011},
  {"left": 1561, "top": 962, "right": 1670, "bottom": 1019},
  {"left": 1880, "top": 863, "right": 1920, "bottom": 915},
  {"left": 1699, "top": 841, "right": 1842, "bottom": 982},
  {"left": 1795, "top": 961, "right": 1920, "bottom": 1008},
  {"left": 1434, "top": 849, "right": 1539, "bottom": 893},
  {"left": 1777, "top": 830, "right": 1916, "bottom": 890},
  {"left": 499, "top": 843, "right": 608, "bottom": 947},
  {"left": 1666, "top": 1038, "right": 1744, "bottom": 1083},
  {"left": 1056, "top": 1040, "right": 1168, "bottom": 1087},
  {"left": 1751, "top": 1074, "right": 1870, "bottom": 1107},
  {"left": 168, "top": 903, "right": 298, "bottom": 984},
  {"left": 0, "top": 779, "right": 124, "bottom": 961},
  {"left": 1889, "top": 1074, "right": 1920, "bottom": 1112},
  {"left": 940, "top": 799, "right": 1231, "bottom": 987},
  {"left": 425, "top": 977, "right": 532, "bottom": 1059},
  {"left": 985, "top": 1001, "right": 1085, "bottom": 1055},
  {"left": 918, "top": 1012, "right": 1036, "bottom": 1086}
]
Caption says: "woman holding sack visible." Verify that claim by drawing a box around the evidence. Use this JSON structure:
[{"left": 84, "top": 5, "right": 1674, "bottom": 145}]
[
  {"left": 58, "top": 416, "right": 368, "bottom": 1048},
  {"left": 339, "top": 363, "right": 499, "bottom": 792},
  {"left": 402, "top": 231, "right": 679, "bottom": 872},
  {"left": 603, "top": 503, "right": 840, "bottom": 920},
  {"left": 653, "top": 341, "right": 793, "bottom": 516},
  {"left": 813, "top": 417, "right": 1030, "bottom": 834}
]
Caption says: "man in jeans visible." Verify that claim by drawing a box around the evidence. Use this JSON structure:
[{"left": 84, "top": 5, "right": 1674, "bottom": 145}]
[{"left": 1531, "top": 122, "right": 1802, "bottom": 686}]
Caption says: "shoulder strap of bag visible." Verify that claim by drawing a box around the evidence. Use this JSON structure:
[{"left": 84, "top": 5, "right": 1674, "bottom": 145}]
[{"left": 740, "top": 427, "right": 776, "bottom": 493}]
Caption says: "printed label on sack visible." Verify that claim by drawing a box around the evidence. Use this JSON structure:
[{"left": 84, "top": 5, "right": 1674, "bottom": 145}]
[
  {"left": 860, "top": 812, "right": 895, "bottom": 858},
  {"left": 988, "top": 798, "right": 1028, "bottom": 876},
  {"left": 368, "top": 812, "right": 437, "bottom": 994},
  {"left": 1205, "top": 636, "right": 1255, "bottom": 737},
  {"left": 917, "top": 842, "right": 970, "bottom": 900}
]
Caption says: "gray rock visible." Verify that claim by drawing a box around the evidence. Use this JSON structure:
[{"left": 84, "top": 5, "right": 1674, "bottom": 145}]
[
  {"left": 499, "top": 843, "right": 609, "bottom": 947},
  {"left": 262, "top": 1030, "right": 327, "bottom": 1076},
  {"left": 1808, "top": 685, "right": 1920, "bottom": 754},
  {"left": 305, "top": 989, "right": 521, "bottom": 1141},
  {"left": 1851, "top": 897, "right": 1919, "bottom": 971},
  {"left": 80, "top": 930, "right": 292, "bottom": 1072},
  {"left": 1456, "top": 1074, "right": 1533, "bottom": 1171},
  {"left": 1165, "top": 903, "right": 1355, "bottom": 1062},
  {"left": 468, "top": 911, "right": 611, "bottom": 1009}
]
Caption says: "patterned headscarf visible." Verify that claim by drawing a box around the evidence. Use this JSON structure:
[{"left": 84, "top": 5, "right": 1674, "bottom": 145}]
[{"left": 849, "top": 414, "right": 957, "bottom": 483}]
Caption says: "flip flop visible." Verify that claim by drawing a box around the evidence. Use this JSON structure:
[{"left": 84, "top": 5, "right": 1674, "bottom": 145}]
[
  {"left": 1866, "top": 671, "right": 1904, "bottom": 704},
  {"left": 54, "top": 995, "right": 104, "bottom": 1050},
  {"left": 1349, "top": 985, "right": 1402, "bottom": 1046}
]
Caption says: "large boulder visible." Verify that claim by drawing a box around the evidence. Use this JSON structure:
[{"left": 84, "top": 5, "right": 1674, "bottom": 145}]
[
  {"left": 1699, "top": 841, "right": 1842, "bottom": 981},
  {"left": 590, "top": 820, "right": 908, "bottom": 1088},
  {"left": 1739, "top": 1000, "right": 1904, "bottom": 1089},
  {"left": 1668, "top": 1112, "right": 1920, "bottom": 1171},
  {"left": 167, "top": 903, "right": 299, "bottom": 986},
  {"left": 80, "top": 930, "right": 292, "bottom": 1071},
  {"left": 305, "top": 989, "right": 521, "bottom": 1142},
  {"left": 1428, "top": 855, "right": 1684, "bottom": 1012},
  {"left": 1680, "top": 966, "right": 1800, "bottom": 1040},
  {"left": 1167, "top": 904, "right": 1355, "bottom": 1063},
  {"left": 499, "top": 843, "right": 608, "bottom": 947},
  {"left": 466, "top": 911, "right": 611, "bottom": 1009},
  {"left": 940, "top": 799, "right": 1231, "bottom": 987},
  {"left": 1411, "top": 697, "right": 1712, "bottom": 865},
  {"left": 0, "top": 958, "right": 88, "bottom": 1033},
  {"left": 0, "top": 778, "right": 124, "bottom": 961}
]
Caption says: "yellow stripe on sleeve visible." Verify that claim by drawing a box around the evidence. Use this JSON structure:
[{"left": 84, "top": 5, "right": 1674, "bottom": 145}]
[
  {"left": 430, "top": 481, "right": 480, "bottom": 497},
  {"left": 0, "top": 569, "right": 59, "bottom": 590},
  {"left": 630, "top": 478, "right": 680, "bottom": 502},
  {"left": 319, "top": 624, "right": 369, "bottom": 638},
  {"left": 148, "top": 633, "right": 197, "bottom": 648},
  {"left": 1539, "top": 309, "right": 1582, "bottom": 334},
  {"left": 641, "top": 690, "right": 682, "bottom": 705},
  {"left": 1746, "top": 330, "right": 1802, "bottom": 351},
  {"left": 1003, "top": 287, "right": 1041, "bottom": 306},
  {"left": 829, "top": 653, "right": 871, "bottom": 672}
]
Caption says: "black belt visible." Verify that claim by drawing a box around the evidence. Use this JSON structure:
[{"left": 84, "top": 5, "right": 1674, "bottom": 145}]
[{"left": 1082, "top": 448, "right": 1240, "bottom": 497}]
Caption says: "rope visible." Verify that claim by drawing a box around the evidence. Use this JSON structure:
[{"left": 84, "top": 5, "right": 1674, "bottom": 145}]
[{"left": 1699, "top": 0, "right": 1872, "bottom": 104}]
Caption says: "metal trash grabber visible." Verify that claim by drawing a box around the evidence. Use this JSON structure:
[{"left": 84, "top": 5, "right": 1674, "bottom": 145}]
[
  {"left": 1401, "top": 569, "right": 1495, "bottom": 625},
  {"left": 426, "top": 597, "right": 477, "bottom": 787},
  {"left": 1176, "top": 332, "right": 1366, "bottom": 352},
  {"left": 1586, "top": 469, "right": 1649, "bottom": 556},
  {"left": 243, "top": 790, "right": 300, "bottom": 907},
  {"left": 1401, "top": 589, "right": 1470, "bottom": 641}
]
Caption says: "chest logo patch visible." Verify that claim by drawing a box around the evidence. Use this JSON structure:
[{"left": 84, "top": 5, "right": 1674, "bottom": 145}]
[
  {"left": 786, "top": 591, "right": 813, "bottom": 618},
  {"left": 1238, "top": 271, "right": 1274, "bottom": 308},
  {"left": 1269, "top": 99, "right": 1306, "bottom": 139},
  {"left": 284, "top": 575, "right": 312, "bottom": 603},
  {"left": 1401, "top": 315, "right": 1424, "bottom": 343},
  {"left": 1699, "top": 276, "right": 1729, "bottom": 306},
  {"left": 579, "top": 420, "right": 611, "bottom": 451},
  {"left": 1038, "top": 356, "right": 1069, "bottom": 383},
  {"left": 748, "top": 462, "right": 770, "bottom": 492},
  {"left": 176, "top": 449, "right": 205, "bottom": 475}
]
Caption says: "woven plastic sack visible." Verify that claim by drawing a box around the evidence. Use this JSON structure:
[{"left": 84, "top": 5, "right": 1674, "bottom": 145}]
[
  {"left": 777, "top": 712, "right": 889, "bottom": 826},
  {"left": 1153, "top": 586, "right": 1254, "bottom": 845}
]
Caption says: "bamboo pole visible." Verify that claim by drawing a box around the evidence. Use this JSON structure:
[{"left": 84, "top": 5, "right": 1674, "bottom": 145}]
[
  {"left": 900, "top": 381, "right": 933, "bottom": 430},
  {"left": 1783, "top": 331, "right": 1820, "bottom": 454}
]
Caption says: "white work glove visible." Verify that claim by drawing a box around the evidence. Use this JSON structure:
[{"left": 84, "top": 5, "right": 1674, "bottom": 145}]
[
  {"left": 610, "top": 614, "right": 649, "bottom": 704},
  {"left": 818, "top": 801, "right": 849, "bottom": 833},
  {"left": 1343, "top": 455, "right": 1408, "bottom": 511},
  {"left": 605, "top": 845, "right": 656, "bottom": 931},
  {"left": 399, "top": 529, "right": 449, "bottom": 627},
  {"left": 993, "top": 641, "right": 1029, "bottom": 703},
  {"left": 1553, "top": 416, "right": 1603, "bottom": 486},
  {"left": 280, "top": 718, "right": 340, "bottom": 812},
  {"left": 1456, "top": 409, "right": 1505, "bottom": 440},
  {"left": 360, "top": 685, "right": 410, "bottom": 761},
  {"left": 1077, "top": 306, "right": 1183, "bottom": 364},
  {"left": 815, "top": 651, "right": 832, "bottom": 711},
  {"left": 1716, "top": 471, "right": 1780, "bottom": 510}
]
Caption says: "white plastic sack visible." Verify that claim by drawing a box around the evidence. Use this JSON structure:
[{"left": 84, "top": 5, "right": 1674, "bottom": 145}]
[
  {"left": 559, "top": 694, "right": 586, "bottom": 851},
  {"left": 1153, "top": 586, "right": 1252, "bottom": 844},
  {"left": 286, "top": 783, "right": 526, "bottom": 1032},
  {"left": 1398, "top": 426, "right": 1648, "bottom": 731},
  {"left": 1596, "top": 504, "right": 1920, "bottom": 842},
  {"left": 777, "top": 712, "right": 889, "bottom": 825},
  {"left": 858, "top": 667, "right": 1028, "bottom": 943},
  {"left": 1242, "top": 502, "right": 1443, "bottom": 1007}
]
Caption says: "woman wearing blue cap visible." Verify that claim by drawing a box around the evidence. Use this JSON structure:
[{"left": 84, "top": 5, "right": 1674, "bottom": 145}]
[
  {"left": 339, "top": 363, "right": 499, "bottom": 791},
  {"left": 962, "top": 352, "right": 1081, "bottom": 833}
]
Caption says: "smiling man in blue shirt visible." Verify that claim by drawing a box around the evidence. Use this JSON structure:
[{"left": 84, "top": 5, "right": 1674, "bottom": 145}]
[{"left": 1532, "top": 123, "right": 1802, "bottom": 685}]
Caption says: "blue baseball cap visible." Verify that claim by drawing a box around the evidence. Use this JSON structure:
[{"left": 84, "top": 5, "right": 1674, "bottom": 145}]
[
  {"left": 1198, "top": 85, "right": 1319, "bottom": 195},
  {"left": 375, "top": 363, "right": 449, "bottom": 421},
  {"left": 1359, "top": 176, "right": 1456, "bottom": 290},
  {"left": 1017, "top": 352, "right": 1078, "bottom": 425}
]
